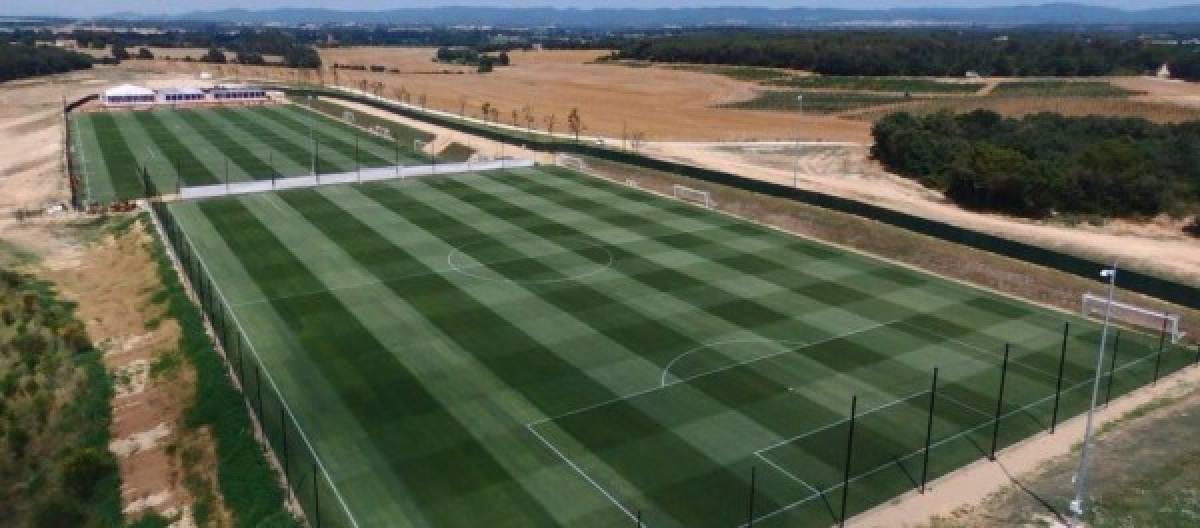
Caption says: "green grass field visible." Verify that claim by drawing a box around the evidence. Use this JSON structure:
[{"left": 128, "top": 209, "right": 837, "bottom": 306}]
[
  {"left": 70, "top": 104, "right": 433, "bottom": 204},
  {"left": 164, "top": 166, "right": 1191, "bottom": 528},
  {"left": 990, "top": 80, "right": 1136, "bottom": 97},
  {"left": 722, "top": 90, "right": 913, "bottom": 113},
  {"left": 767, "top": 76, "right": 984, "bottom": 94}
]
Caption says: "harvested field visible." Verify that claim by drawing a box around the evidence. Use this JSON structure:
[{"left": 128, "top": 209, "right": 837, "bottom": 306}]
[{"left": 141, "top": 50, "right": 874, "bottom": 142}]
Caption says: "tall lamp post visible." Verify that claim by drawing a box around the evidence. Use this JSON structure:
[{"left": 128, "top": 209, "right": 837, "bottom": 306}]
[
  {"left": 794, "top": 94, "right": 803, "bottom": 188},
  {"left": 1070, "top": 261, "right": 1119, "bottom": 519}
]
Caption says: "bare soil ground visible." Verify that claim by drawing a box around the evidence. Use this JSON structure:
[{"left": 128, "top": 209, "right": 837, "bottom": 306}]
[
  {"left": 0, "top": 68, "right": 232, "bottom": 526},
  {"left": 138, "top": 50, "right": 874, "bottom": 142},
  {"left": 891, "top": 367, "right": 1200, "bottom": 528}
]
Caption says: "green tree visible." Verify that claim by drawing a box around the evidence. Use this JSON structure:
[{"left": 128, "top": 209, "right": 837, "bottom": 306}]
[{"left": 201, "top": 47, "right": 226, "bottom": 64}]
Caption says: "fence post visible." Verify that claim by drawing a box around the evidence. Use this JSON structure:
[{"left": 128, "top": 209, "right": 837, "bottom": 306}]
[
  {"left": 1105, "top": 331, "right": 1121, "bottom": 407},
  {"left": 989, "top": 345, "right": 1010, "bottom": 461},
  {"left": 746, "top": 466, "right": 756, "bottom": 527},
  {"left": 281, "top": 406, "right": 289, "bottom": 479},
  {"left": 920, "top": 367, "right": 938, "bottom": 493},
  {"left": 839, "top": 395, "right": 857, "bottom": 528},
  {"left": 1050, "top": 322, "right": 1069, "bottom": 433},
  {"left": 1153, "top": 318, "right": 1168, "bottom": 384},
  {"left": 255, "top": 363, "right": 264, "bottom": 419},
  {"left": 313, "top": 462, "right": 321, "bottom": 528},
  {"left": 236, "top": 336, "right": 246, "bottom": 387}
]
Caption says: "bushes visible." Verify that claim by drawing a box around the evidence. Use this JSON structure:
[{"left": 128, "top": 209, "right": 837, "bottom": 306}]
[
  {"left": 617, "top": 31, "right": 1171, "bottom": 77},
  {"left": 143, "top": 215, "right": 297, "bottom": 527},
  {"left": 60, "top": 447, "right": 117, "bottom": 499},
  {"left": 0, "top": 42, "right": 94, "bottom": 82},
  {"left": 0, "top": 271, "right": 120, "bottom": 527},
  {"left": 872, "top": 110, "right": 1200, "bottom": 218}
]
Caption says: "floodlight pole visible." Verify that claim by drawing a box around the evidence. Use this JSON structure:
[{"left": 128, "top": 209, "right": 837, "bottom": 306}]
[
  {"left": 794, "top": 94, "right": 803, "bottom": 188},
  {"left": 1070, "top": 262, "right": 1119, "bottom": 519}
]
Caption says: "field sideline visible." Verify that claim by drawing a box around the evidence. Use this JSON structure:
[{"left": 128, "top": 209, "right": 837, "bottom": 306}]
[
  {"left": 70, "top": 103, "right": 433, "bottom": 204},
  {"left": 164, "top": 166, "right": 1190, "bottom": 528}
]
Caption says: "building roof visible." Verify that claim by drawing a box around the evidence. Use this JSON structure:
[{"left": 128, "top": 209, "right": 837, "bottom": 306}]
[
  {"left": 104, "top": 84, "right": 155, "bottom": 97},
  {"left": 158, "top": 87, "right": 205, "bottom": 95}
]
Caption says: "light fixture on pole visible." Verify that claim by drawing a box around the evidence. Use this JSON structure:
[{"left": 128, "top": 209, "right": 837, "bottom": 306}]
[
  {"left": 794, "top": 94, "right": 803, "bottom": 188},
  {"left": 1070, "top": 262, "right": 1118, "bottom": 519}
]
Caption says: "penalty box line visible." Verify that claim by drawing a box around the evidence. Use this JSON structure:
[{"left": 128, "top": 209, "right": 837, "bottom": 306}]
[
  {"left": 525, "top": 422, "right": 647, "bottom": 528},
  {"left": 522, "top": 319, "right": 905, "bottom": 528},
  {"left": 742, "top": 348, "right": 1169, "bottom": 527},
  {"left": 528, "top": 317, "right": 905, "bottom": 428}
]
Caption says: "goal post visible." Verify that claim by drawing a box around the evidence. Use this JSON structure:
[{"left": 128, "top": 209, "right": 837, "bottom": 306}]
[
  {"left": 1082, "top": 293, "right": 1184, "bottom": 343},
  {"left": 672, "top": 184, "right": 714, "bottom": 209},
  {"left": 558, "top": 154, "right": 587, "bottom": 171}
]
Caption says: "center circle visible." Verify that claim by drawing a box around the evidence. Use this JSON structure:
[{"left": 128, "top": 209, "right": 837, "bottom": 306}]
[{"left": 447, "top": 234, "right": 614, "bottom": 284}]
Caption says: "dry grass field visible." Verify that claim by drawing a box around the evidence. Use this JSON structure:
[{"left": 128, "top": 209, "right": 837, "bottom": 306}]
[{"left": 130, "top": 48, "right": 869, "bottom": 142}]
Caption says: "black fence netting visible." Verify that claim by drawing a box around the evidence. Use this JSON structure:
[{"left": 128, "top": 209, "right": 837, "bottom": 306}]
[
  {"left": 283, "top": 88, "right": 1200, "bottom": 312},
  {"left": 148, "top": 197, "right": 357, "bottom": 528}
]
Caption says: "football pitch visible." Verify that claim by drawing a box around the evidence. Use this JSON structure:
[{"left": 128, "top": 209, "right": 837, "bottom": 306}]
[
  {"left": 70, "top": 103, "right": 433, "bottom": 205},
  {"left": 162, "top": 165, "right": 1191, "bottom": 528}
]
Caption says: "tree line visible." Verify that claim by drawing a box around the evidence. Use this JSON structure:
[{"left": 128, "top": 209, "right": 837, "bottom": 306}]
[
  {"left": 616, "top": 31, "right": 1185, "bottom": 77},
  {"left": 871, "top": 110, "right": 1200, "bottom": 220},
  {"left": 0, "top": 43, "right": 93, "bottom": 83}
]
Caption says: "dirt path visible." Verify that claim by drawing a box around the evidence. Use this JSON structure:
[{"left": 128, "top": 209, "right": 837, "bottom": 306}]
[
  {"left": 0, "top": 68, "right": 232, "bottom": 526},
  {"left": 859, "top": 364, "right": 1200, "bottom": 527}
]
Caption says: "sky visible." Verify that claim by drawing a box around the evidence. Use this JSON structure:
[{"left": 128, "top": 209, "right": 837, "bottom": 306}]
[{"left": 5, "top": 0, "right": 1197, "bottom": 19}]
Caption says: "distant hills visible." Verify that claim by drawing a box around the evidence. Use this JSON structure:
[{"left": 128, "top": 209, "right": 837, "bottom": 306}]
[{"left": 108, "top": 4, "right": 1200, "bottom": 28}]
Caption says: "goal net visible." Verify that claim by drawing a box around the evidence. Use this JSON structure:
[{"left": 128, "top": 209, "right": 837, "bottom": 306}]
[
  {"left": 1082, "top": 293, "right": 1184, "bottom": 343},
  {"left": 673, "top": 184, "right": 714, "bottom": 209},
  {"left": 558, "top": 154, "right": 587, "bottom": 171}
]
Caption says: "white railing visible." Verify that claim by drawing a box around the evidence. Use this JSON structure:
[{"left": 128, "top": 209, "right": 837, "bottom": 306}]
[{"left": 177, "top": 158, "right": 534, "bottom": 200}]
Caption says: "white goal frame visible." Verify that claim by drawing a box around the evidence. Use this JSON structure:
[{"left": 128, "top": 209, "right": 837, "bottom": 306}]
[
  {"left": 1082, "top": 293, "right": 1184, "bottom": 343},
  {"left": 672, "top": 184, "right": 714, "bottom": 209},
  {"left": 558, "top": 154, "right": 588, "bottom": 171}
]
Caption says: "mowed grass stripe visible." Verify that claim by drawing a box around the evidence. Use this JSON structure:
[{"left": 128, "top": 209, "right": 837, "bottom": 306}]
[
  {"left": 196, "top": 197, "right": 559, "bottom": 527},
  {"left": 212, "top": 108, "right": 343, "bottom": 174},
  {"left": 483, "top": 171, "right": 1067, "bottom": 400},
  {"left": 431, "top": 173, "right": 1063, "bottom": 453},
  {"left": 421, "top": 175, "right": 1018, "bottom": 425},
  {"left": 370, "top": 176, "right": 1017, "bottom": 524},
  {"left": 130, "top": 110, "right": 220, "bottom": 185},
  {"left": 171, "top": 109, "right": 274, "bottom": 180},
  {"left": 359, "top": 178, "right": 1019, "bottom": 525},
  {"left": 253, "top": 106, "right": 395, "bottom": 168},
  {"left": 291, "top": 103, "right": 429, "bottom": 161},
  {"left": 493, "top": 170, "right": 914, "bottom": 324},
  {"left": 83, "top": 113, "right": 144, "bottom": 200},
  {"left": 277, "top": 187, "right": 778, "bottom": 528},
  {"left": 188, "top": 109, "right": 311, "bottom": 177}
]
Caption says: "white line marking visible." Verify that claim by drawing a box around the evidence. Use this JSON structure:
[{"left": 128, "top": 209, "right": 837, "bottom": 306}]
[
  {"left": 660, "top": 338, "right": 804, "bottom": 387},
  {"left": 755, "top": 452, "right": 821, "bottom": 496},
  {"left": 896, "top": 320, "right": 1066, "bottom": 383},
  {"left": 743, "top": 349, "right": 1168, "bottom": 527},
  {"left": 754, "top": 387, "right": 930, "bottom": 455},
  {"left": 936, "top": 392, "right": 993, "bottom": 419},
  {"left": 526, "top": 423, "right": 647, "bottom": 528},
  {"left": 446, "top": 236, "right": 615, "bottom": 285},
  {"left": 149, "top": 210, "right": 362, "bottom": 528},
  {"left": 529, "top": 318, "right": 904, "bottom": 427}
]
